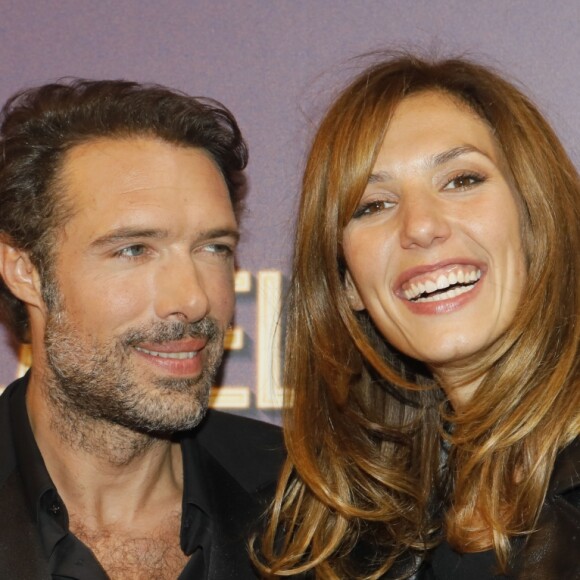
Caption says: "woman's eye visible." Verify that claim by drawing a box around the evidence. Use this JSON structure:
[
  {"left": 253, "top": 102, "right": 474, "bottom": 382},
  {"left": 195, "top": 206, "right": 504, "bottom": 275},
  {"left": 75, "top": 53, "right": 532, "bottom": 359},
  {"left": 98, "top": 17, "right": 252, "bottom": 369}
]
[
  {"left": 352, "top": 200, "right": 396, "bottom": 219},
  {"left": 443, "top": 173, "right": 484, "bottom": 190}
]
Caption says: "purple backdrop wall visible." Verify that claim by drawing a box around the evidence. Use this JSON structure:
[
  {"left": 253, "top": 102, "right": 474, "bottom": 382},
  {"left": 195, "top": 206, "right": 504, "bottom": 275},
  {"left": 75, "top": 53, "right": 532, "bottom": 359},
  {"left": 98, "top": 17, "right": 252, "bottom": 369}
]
[{"left": 1, "top": 0, "right": 579, "bottom": 423}]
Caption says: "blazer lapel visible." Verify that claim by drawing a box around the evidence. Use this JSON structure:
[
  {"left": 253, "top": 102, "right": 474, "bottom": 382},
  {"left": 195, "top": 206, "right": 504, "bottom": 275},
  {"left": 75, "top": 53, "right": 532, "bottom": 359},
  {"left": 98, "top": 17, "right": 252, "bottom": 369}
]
[
  {"left": 201, "top": 448, "right": 271, "bottom": 580},
  {"left": 515, "top": 437, "right": 580, "bottom": 578}
]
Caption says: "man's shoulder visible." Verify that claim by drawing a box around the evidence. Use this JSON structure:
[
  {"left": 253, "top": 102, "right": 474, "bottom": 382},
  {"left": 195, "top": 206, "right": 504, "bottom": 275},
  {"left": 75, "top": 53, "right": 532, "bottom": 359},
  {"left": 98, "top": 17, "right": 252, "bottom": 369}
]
[
  {"left": 0, "top": 378, "right": 20, "bottom": 484},
  {"left": 193, "top": 410, "right": 285, "bottom": 493},
  {"left": 197, "top": 409, "right": 282, "bottom": 450}
]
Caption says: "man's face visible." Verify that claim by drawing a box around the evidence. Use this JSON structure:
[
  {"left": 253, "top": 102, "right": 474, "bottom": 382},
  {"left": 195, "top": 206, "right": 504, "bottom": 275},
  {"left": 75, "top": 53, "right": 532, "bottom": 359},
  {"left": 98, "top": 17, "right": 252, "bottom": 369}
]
[{"left": 41, "top": 136, "right": 238, "bottom": 433}]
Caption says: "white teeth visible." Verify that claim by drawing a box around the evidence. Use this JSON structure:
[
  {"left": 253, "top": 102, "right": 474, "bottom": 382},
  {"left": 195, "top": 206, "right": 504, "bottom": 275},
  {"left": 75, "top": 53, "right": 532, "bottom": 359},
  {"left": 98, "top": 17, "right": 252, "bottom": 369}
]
[
  {"left": 404, "top": 268, "right": 482, "bottom": 301},
  {"left": 134, "top": 346, "right": 198, "bottom": 360},
  {"left": 415, "top": 283, "right": 475, "bottom": 303}
]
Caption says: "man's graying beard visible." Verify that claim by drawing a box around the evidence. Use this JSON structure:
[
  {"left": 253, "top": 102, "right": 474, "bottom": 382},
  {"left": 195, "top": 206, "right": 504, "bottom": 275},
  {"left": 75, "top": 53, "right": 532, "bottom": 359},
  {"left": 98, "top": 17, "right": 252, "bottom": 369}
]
[{"left": 43, "top": 283, "right": 225, "bottom": 439}]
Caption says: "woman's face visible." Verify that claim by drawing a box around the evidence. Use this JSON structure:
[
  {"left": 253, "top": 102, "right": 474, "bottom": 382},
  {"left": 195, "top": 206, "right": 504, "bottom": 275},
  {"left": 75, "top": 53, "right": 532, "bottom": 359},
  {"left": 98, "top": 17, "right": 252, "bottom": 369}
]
[{"left": 342, "top": 91, "right": 527, "bottom": 375}]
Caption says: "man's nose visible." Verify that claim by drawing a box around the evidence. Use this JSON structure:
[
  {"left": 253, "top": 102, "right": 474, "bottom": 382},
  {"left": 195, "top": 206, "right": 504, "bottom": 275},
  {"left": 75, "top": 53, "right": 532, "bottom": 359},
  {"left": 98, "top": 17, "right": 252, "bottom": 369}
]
[
  {"left": 154, "top": 255, "right": 210, "bottom": 322},
  {"left": 398, "top": 191, "right": 451, "bottom": 249}
]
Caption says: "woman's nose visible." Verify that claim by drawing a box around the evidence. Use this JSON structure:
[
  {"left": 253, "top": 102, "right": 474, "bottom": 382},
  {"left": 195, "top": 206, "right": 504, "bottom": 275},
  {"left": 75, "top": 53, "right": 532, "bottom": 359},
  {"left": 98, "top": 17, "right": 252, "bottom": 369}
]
[{"left": 398, "top": 193, "right": 451, "bottom": 249}]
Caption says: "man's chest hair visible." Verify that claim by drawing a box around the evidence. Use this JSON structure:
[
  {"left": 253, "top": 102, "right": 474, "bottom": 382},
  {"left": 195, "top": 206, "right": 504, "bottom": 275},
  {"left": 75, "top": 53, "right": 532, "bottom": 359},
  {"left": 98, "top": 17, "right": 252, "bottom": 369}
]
[{"left": 69, "top": 510, "right": 189, "bottom": 579}]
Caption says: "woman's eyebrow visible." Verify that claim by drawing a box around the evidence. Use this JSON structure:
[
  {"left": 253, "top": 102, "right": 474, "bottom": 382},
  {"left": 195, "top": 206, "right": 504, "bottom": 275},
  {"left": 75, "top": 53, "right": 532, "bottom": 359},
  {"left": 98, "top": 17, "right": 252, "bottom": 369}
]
[
  {"left": 368, "top": 170, "right": 391, "bottom": 184},
  {"left": 367, "top": 145, "right": 492, "bottom": 184},
  {"left": 430, "top": 145, "right": 490, "bottom": 167}
]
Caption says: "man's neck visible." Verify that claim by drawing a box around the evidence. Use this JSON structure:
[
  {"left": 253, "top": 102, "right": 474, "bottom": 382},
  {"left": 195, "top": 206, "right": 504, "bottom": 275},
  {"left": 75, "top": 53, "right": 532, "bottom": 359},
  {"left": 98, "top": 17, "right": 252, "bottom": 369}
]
[{"left": 25, "top": 366, "right": 184, "bottom": 527}]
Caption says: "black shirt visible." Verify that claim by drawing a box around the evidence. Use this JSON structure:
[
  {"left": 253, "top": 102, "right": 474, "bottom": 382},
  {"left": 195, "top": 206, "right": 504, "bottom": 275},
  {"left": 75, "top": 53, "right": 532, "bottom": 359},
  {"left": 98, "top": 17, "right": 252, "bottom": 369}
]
[
  {"left": 10, "top": 378, "right": 213, "bottom": 579},
  {"left": 422, "top": 541, "right": 509, "bottom": 579}
]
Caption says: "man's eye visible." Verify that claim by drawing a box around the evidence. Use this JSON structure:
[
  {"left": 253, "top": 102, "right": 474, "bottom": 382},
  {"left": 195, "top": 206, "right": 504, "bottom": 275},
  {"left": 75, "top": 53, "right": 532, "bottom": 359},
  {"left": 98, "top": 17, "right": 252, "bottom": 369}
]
[
  {"left": 205, "top": 243, "right": 234, "bottom": 256},
  {"left": 117, "top": 245, "right": 147, "bottom": 258},
  {"left": 443, "top": 173, "right": 484, "bottom": 190},
  {"left": 352, "top": 200, "right": 396, "bottom": 219}
]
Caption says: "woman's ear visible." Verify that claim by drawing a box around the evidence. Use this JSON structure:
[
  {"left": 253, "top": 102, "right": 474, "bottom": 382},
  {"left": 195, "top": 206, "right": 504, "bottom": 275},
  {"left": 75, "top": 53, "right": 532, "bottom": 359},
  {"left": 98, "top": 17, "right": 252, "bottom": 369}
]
[
  {"left": 344, "top": 270, "right": 365, "bottom": 311},
  {"left": 0, "top": 241, "right": 44, "bottom": 309}
]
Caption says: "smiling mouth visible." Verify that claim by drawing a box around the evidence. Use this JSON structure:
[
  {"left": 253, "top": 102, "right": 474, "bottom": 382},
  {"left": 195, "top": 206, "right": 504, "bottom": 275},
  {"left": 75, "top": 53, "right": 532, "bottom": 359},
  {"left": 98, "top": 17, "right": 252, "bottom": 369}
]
[
  {"left": 134, "top": 346, "right": 200, "bottom": 360},
  {"left": 402, "top": 266, "right": 482, "bottom": 303}
]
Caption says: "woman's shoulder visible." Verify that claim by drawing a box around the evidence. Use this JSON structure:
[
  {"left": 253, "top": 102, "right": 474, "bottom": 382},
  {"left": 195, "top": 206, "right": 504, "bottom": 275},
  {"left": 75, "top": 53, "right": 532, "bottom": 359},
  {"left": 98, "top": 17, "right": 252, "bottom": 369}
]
[
  {"left": 513, "top": 436, "right": 580, "bottom": 578},
  {"left": 421, "top": 438, "right": 580, "bottom": 580},
  {"left": 418, "top": 543, "right": 507, "bottom": 580},
  {"left": 547, "top": 435, "right": 580, "bottom": 507}
]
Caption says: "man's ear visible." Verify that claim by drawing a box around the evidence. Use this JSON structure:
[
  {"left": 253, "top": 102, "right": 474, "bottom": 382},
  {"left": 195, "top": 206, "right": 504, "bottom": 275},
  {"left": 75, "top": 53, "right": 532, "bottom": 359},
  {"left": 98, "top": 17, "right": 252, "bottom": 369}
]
[
  {"left": 0, "top": 241, "right": 44, "bottom": 309},
  {"left": 344, "top": 270, "right": 365, "bottom": 311}
]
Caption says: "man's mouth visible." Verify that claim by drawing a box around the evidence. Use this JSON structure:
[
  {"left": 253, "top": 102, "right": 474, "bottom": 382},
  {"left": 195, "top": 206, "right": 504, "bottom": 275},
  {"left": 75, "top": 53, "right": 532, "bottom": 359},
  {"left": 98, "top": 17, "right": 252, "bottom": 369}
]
[
  {"left": 134, "top": 346, "right": 200, "bottom": 360},
  {"left": 121, "top": 320, "right": 218, "bottom": 377},
  {"left": 401, "top": 265, "right": 482, "bottom": 303}
]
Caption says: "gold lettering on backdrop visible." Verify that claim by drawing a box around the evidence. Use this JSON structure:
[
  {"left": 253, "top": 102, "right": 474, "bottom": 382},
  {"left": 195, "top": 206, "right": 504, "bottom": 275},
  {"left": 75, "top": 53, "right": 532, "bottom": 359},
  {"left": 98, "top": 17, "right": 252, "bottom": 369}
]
[
  {"left": 210, "top": 270, "right": 252, "bottom": 408},
  {"left": 256, "top": 270, "right": 284, "bottom": 408},
  {"left": 3, "top": 270, "right": 285, "bottom": 410}
]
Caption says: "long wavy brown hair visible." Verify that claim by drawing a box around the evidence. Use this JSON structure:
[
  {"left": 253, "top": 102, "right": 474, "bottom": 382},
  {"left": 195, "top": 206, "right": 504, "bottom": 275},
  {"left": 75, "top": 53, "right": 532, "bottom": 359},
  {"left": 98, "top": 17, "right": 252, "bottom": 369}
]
[{"left": 254, "top": 53, "right": 580, "bottom": 578}]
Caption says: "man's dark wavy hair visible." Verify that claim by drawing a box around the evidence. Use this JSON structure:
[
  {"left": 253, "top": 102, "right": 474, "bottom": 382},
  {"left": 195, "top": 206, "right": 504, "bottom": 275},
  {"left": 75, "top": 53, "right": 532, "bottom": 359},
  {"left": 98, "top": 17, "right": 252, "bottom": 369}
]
[{"left": 0, "top": 78, "right": 248, "bottom": 342}]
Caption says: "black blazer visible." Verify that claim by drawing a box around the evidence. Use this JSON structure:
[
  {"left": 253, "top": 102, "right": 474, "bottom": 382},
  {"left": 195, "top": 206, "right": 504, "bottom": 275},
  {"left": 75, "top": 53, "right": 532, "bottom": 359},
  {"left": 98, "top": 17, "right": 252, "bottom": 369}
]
[
  {"left": 422, "top": 437, "right": 580, "bottom": 579},
  {"left": 512, "top": 436, "right": 580, "bottom": 579},
  {"left": 0, "top": 378, "right": 284, "bottom": 579}
]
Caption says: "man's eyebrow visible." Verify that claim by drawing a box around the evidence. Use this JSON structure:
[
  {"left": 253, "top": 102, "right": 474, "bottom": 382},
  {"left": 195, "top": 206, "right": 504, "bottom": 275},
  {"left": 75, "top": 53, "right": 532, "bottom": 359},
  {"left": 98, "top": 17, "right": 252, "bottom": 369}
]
[
  {"left": 90, "top": 226, "right": 240, "bottom": 248},
  {"left": 91, "top": 228, "right": 168, "bottom": 248},
  {"left": 367, "top": 145, "right": 491, "bottom": 184},
  {"left": 201, "top": 228, "right": 241, "bottom": 244}
]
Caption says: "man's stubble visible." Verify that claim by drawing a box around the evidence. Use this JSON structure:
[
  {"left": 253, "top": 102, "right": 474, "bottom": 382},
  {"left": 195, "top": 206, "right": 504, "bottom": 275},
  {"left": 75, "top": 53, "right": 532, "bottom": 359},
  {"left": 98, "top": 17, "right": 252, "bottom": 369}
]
[{"left": 42, "top": 283, "right": 225, "bottom": 461}]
